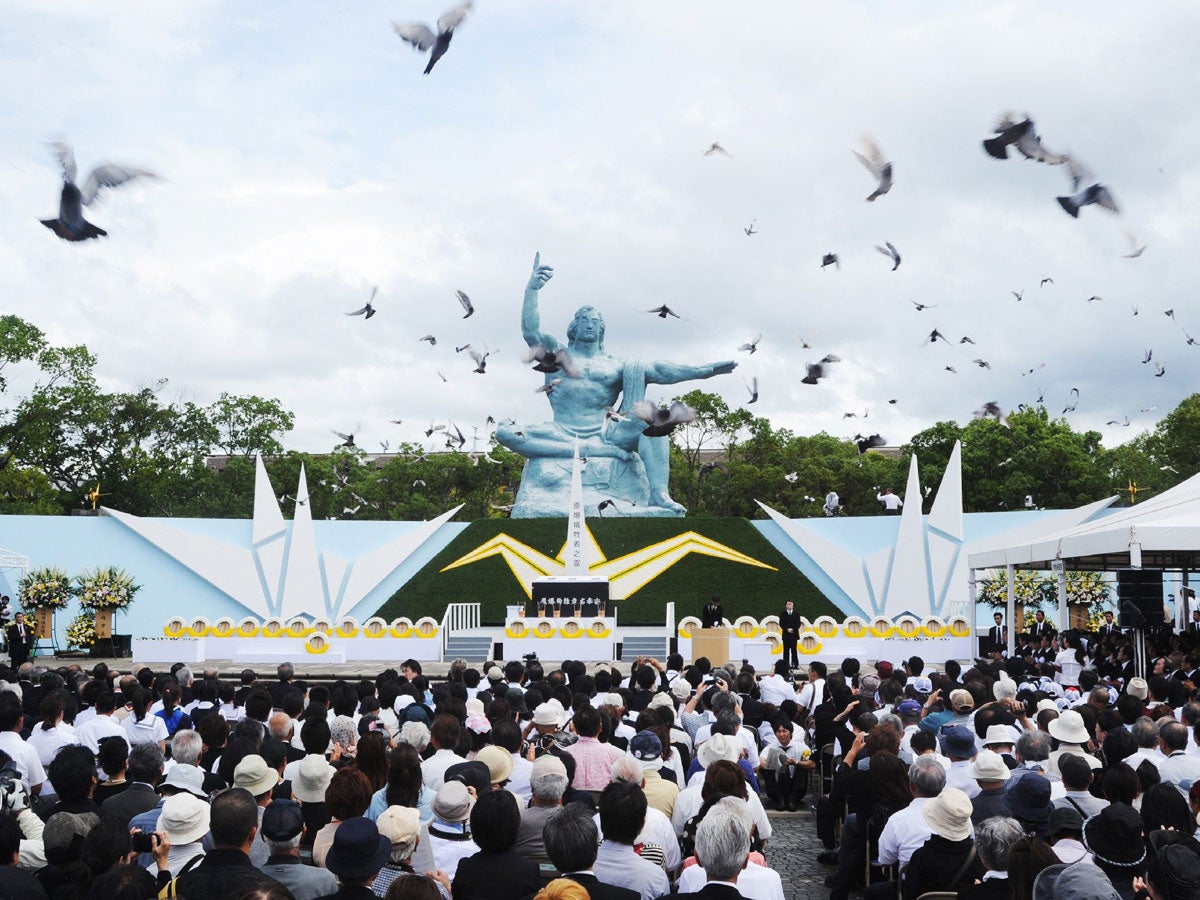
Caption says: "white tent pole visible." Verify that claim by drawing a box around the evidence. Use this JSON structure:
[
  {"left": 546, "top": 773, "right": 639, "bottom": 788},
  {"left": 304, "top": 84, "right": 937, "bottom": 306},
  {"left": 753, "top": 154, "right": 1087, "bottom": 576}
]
[
  {"left": 1006, "top": 563, "right": 1016, "bottom": 657},
  {"left": 1057, "top": 568, "right": 1068, "bottom": 633},
  {"left": 968, "top": 569, "right": 978, "bottom": 654}
]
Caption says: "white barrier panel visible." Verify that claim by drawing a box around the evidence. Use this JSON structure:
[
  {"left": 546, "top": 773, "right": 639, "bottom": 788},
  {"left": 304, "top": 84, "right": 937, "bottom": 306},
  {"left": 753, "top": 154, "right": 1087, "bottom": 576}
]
[
  {"left": 133, "top": 638, "right": 205, "bottom": 663},
  {"left": 205, "top": 636, "right": 440, "bottom": 663},
  {"left": 501, "top": 636, "right": 617, "bottom": 661},
  {"left": 678, "top": 634, "right": 972, "bottom": 666}
]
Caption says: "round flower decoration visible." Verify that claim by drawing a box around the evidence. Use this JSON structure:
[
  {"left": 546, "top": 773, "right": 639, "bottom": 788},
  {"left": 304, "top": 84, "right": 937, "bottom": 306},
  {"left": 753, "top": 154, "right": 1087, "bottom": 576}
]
[
  {"left": 390, "top": 617, "right": 413, "bottom": 638},
  {"left": 261, "top": 617, "right": 286, "bottom": 638},
  {"left": 799, "top": 633, "right": 823, "bottom": 655},
  {"left": 335, "top": 616, "right": 359, "bottom": 638},
  {"left": 211, "top": 617, "right": 236, "bottom": 638},
  {"left": 759, "top": 615, "right": 781, "bottom": 635},
  {"left": 677, "top": 616, "right": 702, "bottom": 639},
  {"left": 163, "top": 616, "right": 188, "bottom": 638},
  {"left": 812, "top": 616, "right": 839, "bottom": 639},
  {"left": 414, "top": 617, "right": 438, "bottom": 638},
  {"left": 310, "top": 618, "right": 333, "bottom": 634},
  {"left": 305, "top": 633, "right": 329, "bottom": 654},
  {"left": 187, "top": 616, "right": 210, "bottom": 638},
  {"left": 948, "top": 615, "right": 972, "bottom": 638},
  {"left": 869, "top": 615, "right": 894, "bottom": 638},
  {"left": 922, "top": 616, "right": 947, "bottom": 638},
  {"left": 363, "top": 617, "right": 388, "bottom": 638},
  {"left": 763, "top": 632, "right": 783, "bottom": 655},
  {"left": 733, "top": 616, "right": 759, "bottom": 638},
  {"left": 505, "top": 618, "right": 529, "bottom": 639},
  {"left": 587, "top": 619, "right": 610, "bottom": 639},
  {"left": 842, "top": 616, "right": 868, "bottom": 639},
  {"left": 533, "top": 619, "right": 556, "bottom": 638},
  {"left": 560, "top": 619, "right": 583, "bottom": 638},
  {"left": 894, "top": 616, "right": 921, "bottom": 638},
  {"left": 287, "top": 618, "right": 311, "bottom": 638}
]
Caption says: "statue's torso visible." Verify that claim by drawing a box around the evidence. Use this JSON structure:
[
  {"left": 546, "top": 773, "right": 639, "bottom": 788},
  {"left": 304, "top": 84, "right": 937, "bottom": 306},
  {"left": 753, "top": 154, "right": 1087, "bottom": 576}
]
[{"left": 547, "top": 353, "right": 624, "bottom": 429}]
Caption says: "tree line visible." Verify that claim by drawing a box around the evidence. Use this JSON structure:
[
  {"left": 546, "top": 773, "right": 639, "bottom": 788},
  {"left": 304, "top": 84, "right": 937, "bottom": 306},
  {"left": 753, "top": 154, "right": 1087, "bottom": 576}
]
[{"left": 1, "top": 315, "right": 1196, "bottom": 521}]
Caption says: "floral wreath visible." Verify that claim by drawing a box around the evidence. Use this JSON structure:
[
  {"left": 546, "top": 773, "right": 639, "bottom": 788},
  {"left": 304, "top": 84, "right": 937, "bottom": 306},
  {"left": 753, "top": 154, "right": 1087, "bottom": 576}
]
[
  {"left": 505, "top": 619, "right": 529, "bottom": 639},
  {"left": 763, "top": 632, "right": 783, "bottom": 655},
  {"left": 759, "top": 615, "right": 781, "bottom": 635},
  {"left": 237, "top": 617, "right": 260, "bottom": 638},
  {"left": 799, "top": 633, "right": 823, "bottom": 655},
  {"left": 18, "top": 565, "right": 73, "bottom": 610},
  {"left": 922, "top": 616, "right": 947, "bottom": 638},
  {"left": 894, "top": 616, "right": 921, "bottom": 638},
  {"left": 336, "top": 617, "right": 360, "bottom": 638},
  {"left": 261, "top": 617, "right": 286, "bottom": 638},
  {"left": 390, "top": 617, "right": 414, "bottom": 638},
  {"left": 587, "top": 619, "right": 610, "bottom": 638},
  {"left": 287, "top": 618, "right": 312, "bottom": 638},
  {"left": 677, "top": 616, "right": 702, "bottom": 639},
  {"left": 305, "top": 632, "right": 330, "bottom": 654},
  {"left": 733, "top": 616, "right": 759, "bottom": 638},
  {"left": 842, "top": 616, "right": 868, "bottom": 639},
  {"left": 187, "top": 616, "right": 210, "bottom": 637},
  {"left": 948, "top": 615, "right": 972, "bottom": 638},
  {"left": 560, "top": 619, "right": 583, "bottom": 638},
  {"left": 310, "top": 618, "right": 333, "bottom": 634},
  {"left": 211, "top": 617, "right": 236, "bottom": 638},
  {"left": 363, "top": 617, "right": 388, "bottom": 638},
  {"left": 869, "top": 616, "right": 894, "bottom": 638},
  {"left": 415, "top": 617, "right": 438, "bottom": 638},
  {"left": 812, "top": 616, "right": 839, "bottom": 639},
  {"left": 533, "top": 619, "right": 556, "bottom": 638},
  {"left": 164, "top": 616, "right": 188, "bottom": 638}
]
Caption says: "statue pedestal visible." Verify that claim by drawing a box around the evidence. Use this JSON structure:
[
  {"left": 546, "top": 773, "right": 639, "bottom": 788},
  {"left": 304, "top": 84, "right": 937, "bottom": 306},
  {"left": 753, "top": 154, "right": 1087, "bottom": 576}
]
[{"left": 512, "top": 456, "right": 680, "bottom": 518}]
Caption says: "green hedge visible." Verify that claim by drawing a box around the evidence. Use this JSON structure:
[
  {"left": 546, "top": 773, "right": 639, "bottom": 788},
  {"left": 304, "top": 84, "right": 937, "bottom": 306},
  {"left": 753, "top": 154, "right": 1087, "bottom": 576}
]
[{"left": 375, "top": 517, "right": 839, "bottom": 625}]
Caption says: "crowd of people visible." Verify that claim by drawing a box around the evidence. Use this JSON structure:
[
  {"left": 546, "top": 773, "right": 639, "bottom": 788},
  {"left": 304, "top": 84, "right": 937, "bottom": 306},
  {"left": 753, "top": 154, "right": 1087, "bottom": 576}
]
[{"left": 1, "top": 619, "right": 1199, "bottom": 900}]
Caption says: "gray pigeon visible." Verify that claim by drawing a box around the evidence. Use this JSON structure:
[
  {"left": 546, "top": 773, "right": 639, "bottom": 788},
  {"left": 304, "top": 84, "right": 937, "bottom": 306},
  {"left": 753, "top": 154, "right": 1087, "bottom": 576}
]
[
  {"left": 392, "top": 2, "right": 472, "bottom": 75},
  {"left": 853, "top": 137, "right": 893, "bottom": 201},
  {"left": 633, "top": 400, "right": 697, "bottom": 437},
  {"left": 455, "top": 290, "right": 475, "bottom": 318},
  {"left": 40, "top": 142, "right": 158, "bottom": 241},
  {"left": 875, "top": 241, "right": 901, "bottom": 270},
  {"left": 974, "top": 402, "right": 1010, "bottom": 428}
]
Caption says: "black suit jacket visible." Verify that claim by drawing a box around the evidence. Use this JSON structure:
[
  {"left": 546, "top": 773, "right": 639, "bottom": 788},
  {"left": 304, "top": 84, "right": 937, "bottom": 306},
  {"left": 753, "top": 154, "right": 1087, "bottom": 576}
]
[
  {"left": 565, "top": 873, "right": 639, "bottom": 900},
  {"left": 780, "top": 610, "right": 801, "bottom": 639},
  {"left": 672, "top": 882, "right": 745, "bottom": 900},
  {"left": 701, "top": 603, "right": 724, "bottom": 629},
  {"left": 7, "top": 622, "right": 33, "bottom": 664},
  {"left": 100, "top": 782, "right": 160, "bottom": 827}
]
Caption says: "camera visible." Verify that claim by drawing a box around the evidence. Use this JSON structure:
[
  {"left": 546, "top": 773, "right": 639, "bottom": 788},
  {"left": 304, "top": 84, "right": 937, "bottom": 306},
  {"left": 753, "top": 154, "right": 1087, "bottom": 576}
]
[{"left": 131, "top": 832, "right": 155, "bottom": 854}]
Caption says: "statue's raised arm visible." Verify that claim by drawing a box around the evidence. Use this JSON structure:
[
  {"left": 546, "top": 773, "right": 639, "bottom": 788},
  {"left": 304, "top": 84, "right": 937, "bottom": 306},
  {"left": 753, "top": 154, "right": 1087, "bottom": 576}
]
[
  {"left": 521, "top": 252, "right": 558, "bottom": 350},
  {"left": 644, "top": 358, "right": 738, "bottom": 384}
]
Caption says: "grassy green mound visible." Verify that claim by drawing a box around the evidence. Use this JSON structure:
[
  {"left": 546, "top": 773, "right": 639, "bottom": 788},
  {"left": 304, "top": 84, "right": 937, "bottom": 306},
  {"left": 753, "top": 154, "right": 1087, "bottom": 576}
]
[{"left": 376, "top": 517, "right": 839, "bottom": 625}]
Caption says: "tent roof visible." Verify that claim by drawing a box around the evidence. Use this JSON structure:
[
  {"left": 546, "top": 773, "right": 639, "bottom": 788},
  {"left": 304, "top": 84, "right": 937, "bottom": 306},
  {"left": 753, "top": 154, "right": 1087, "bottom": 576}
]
[{"left": 967, "top": 470, "right": 1200, "bottom": 571}]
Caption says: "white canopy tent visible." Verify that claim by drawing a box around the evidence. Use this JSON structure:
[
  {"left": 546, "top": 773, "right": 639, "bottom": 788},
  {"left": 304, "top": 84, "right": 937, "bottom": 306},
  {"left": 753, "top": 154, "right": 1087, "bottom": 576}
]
[{"left": 967, "top": 470, "right": 1200, "bottom": 655}]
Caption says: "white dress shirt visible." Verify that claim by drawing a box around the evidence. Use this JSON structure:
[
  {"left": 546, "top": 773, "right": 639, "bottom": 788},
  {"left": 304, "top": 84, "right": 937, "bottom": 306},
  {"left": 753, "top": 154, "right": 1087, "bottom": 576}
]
[
  {"left": 876, "top": 797, "right": 933, "bottom": 867},
  {"left": 26, "top": 722, "right": 77, "bottom": 766},
  {"left": 76, "top": 714, "right": 126, "bottom": 753},
  {"left": 678, "top": 862, "right": 784, "bottom": 900}
]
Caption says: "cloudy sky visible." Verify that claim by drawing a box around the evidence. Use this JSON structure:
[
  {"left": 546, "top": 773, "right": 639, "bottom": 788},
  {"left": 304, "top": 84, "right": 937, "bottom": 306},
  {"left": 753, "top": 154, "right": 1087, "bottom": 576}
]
[{"left": 3, "top": 1, "right": 1197, "bottom": 458}]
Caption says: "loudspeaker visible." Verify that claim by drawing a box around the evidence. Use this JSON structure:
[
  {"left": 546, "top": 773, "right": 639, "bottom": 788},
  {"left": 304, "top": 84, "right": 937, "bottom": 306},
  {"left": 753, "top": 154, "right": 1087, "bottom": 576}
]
[{"left": 1118, "top": 569, "right": 1164, "bottom": 627}]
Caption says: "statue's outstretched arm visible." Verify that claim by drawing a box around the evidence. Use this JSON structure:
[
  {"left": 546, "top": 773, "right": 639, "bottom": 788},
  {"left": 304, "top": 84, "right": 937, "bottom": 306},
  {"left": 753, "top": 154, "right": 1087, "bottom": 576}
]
[
  {"left": 521, "top": 252, "right": 559, "bottom": 350},
  {"left": 645, "top": 359, "right": 737, "bottom": 385}
]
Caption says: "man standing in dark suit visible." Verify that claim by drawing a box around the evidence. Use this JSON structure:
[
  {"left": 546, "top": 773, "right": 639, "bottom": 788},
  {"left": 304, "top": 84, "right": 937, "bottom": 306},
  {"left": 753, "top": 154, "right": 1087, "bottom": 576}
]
[
  {"left": 780, "top": 600, "right": 801, "bottom": 667},
  {"left": 1098, "top": 610, "right": 1120, "bottom": 638},
  {"left": 674, "top": 809, "right": 756, "bottom": 899},
  {"left": 1029, "top": 610, "right": 1053, "bottom": 638},
  {"left": 701, "top": 596, "right": 725, "bottom": 629},
  {"left": 542, "top": 803, "right": 639, "bottom": 900},
  {"left": 1187, "top": 610, "right": 1200, "bottom": 636},
  {"left": 6, "top": 613, "right": 33, "bottom": 669},
  {"left": 985, "top": 612, "right": 1006, "bottom": 658}
]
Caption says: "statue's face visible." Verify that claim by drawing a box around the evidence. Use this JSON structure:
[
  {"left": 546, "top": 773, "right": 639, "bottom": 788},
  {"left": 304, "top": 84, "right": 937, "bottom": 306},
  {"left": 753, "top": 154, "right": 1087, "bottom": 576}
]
[{"left": 567, "top": 306, "right": 604, "bottom": 345}]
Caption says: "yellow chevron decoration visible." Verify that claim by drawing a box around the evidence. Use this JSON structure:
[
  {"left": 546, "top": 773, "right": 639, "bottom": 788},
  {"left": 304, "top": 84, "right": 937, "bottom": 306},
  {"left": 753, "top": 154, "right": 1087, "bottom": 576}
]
[{"left": 441, "top": 523, "right": 776, "bottom": 599}]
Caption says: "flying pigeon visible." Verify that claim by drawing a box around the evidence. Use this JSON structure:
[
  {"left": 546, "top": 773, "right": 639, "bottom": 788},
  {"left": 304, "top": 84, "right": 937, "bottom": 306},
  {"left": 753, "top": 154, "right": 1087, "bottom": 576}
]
[
  {"left": 959, "top": 336, "right": 976, "bottom": 344},
  {"left": 1131, "top": 306, "right": 1139, "bottom": 316},
  {"left": 1165, "top": 309, "right": 1176, "bottom": 322},
  {"left": 424, "top": 422, "right": 446, "bottom": 437},
  {"left": 972, "top": 358, "right": 991, "bottom": 370},
  {"left": 855, "top": 433, "right": 886, "bottom": 454},
  {"left": 744, "top": 220, "right": 758, "bottom": 236},
  {"left": 737, "top": 334, "right": 762, "bottom": 354},
  {"left": 464, "top": 345, "right": 496, "bottom": 374},
  {"left": 945, "top": 366, "right": 958, "bottom": 374},
  {"left": 419, "top": 335, "right": 437, "bottom": 346},
  {"left": 923, "top": 329, "right": 951, "bottom": 346},
  {"left": 389, "top": 418, "right": 403, "bottom": 425},
  {"left": 346, "top": 286, "right": 378, "bottom": 319},
  {"left": 820, "top": 253, "right": 840, "bottom": 270},
  {"left": 647, "top": 305, "right": 681, "bottom": 319},
  {"left": 875, "top": 241, "right": 901, "bottom": 270},
  {"left": 1057, "top": 158, "right": 1118, "bottom": 217},
  {"left": 1155, "top": 363, "right": 1166, "bottom": 377},
  {"left": 794, "top": 335, "right": 812, "bottom": 348},
  {"left": 1012, "top": 290, "right": 1024, "bottom": 302},
  {"left": 704, "top": 142, "right": 732, "bottom": 157},
  {"left": 332, "top": 430, "right": 356, "bottom": 448},
  {"left": 974, "top": 402, "right": 1010, "bottom": 428},
  {"left": 801, "top": 356, "right": 840, "bottom": 385},
  {"left": 1040, "top": 278, "right": 1054, "bottom": 287},
  {"left": 436, "top": 371, "right": 448, "bottom": 382},
  {"left": 1123, "top": 230, "right": 1146, "bottom": 258},
  {"left": 744, "top": 377, "right": 759, "bottom": 403},
  {"left": 1086, "top": 296, "right": 1102, "bottom": 304},
  {"left": 535, "top": 378, "right": 564, "bottom": 395},
  {"left": 784, "top": 472, "right": 799, "bottom": 483},
  {"left": 632, "top": 400, "right": 697, "bottom": 437},
  {"left": 1142, "top": 349, "right": 1153, "bottom": 364},
  {"left": 392, "top": 2, "right": 472, "bottom": 75},
  {"left": 852, "top": 136, "right": 893, "bottom": 201},
  {"left": 522, "top": 345, "right": 580, "bottom": 377},
  {"left": 911, "top": 300, "right": 937, "bottom": 311},
  {"left": 981, "top": 115, "right": 1067, "bottom": 163},
  {"left": 40, "top": 142, "right": 158, "bottom": 241},
  {"left": 455, "top": 290, "right": 474, "bottom": 318}
]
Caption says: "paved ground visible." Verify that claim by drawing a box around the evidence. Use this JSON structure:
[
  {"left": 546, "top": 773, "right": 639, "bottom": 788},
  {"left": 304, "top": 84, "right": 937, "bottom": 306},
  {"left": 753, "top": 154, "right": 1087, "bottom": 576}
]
[{"left": 765, "top": 808, "right": 837, "bottom": 900}]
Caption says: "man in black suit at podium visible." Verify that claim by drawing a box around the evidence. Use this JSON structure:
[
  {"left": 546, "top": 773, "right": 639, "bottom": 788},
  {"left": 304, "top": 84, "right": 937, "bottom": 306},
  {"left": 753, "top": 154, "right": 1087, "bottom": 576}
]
[{"left": 701, "top": 596, "right": 725, "bottom": 629}]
